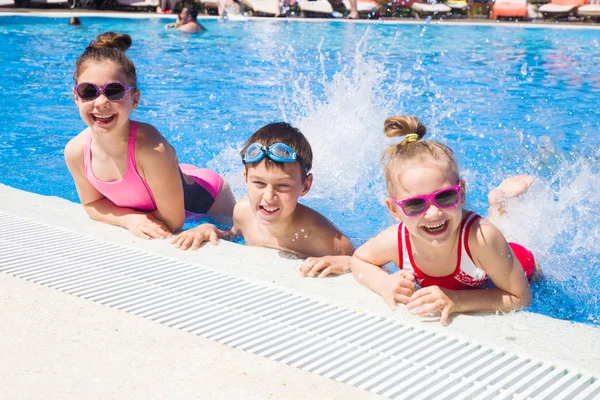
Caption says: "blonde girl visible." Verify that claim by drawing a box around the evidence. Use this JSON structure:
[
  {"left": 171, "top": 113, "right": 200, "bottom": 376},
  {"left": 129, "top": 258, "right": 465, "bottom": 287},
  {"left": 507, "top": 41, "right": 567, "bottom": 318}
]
[{"left": 350, "top": 116, "right": 536, "bottom": 325}]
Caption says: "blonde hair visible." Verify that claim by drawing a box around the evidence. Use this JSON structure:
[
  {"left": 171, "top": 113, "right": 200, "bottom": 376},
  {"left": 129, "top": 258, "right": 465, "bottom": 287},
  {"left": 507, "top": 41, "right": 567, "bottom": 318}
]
[
  {"left": 382, "top": 115, "right": 458, "bottom": 193},
  {"left": 74, "top": 32, "right": 137, "bottom": 87}
]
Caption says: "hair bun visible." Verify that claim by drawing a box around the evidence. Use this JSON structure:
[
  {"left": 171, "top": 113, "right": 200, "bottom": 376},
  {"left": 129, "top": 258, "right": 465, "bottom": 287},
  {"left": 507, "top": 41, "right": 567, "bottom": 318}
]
[
  {"left": 89, "top": 32, "right": 132, "bottom": 53},
  {"left": 383, "top": 115, "right": 426, "bottom": 140}
]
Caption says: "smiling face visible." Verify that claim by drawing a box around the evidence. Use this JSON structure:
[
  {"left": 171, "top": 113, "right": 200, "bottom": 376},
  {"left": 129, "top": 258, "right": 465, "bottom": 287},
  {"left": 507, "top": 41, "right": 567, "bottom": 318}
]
[
  {"left": 244, "top": 160, "right": 312, "bottom": 226},
  {"left": 74, "top": 60, "right": 139, "bottom": 136},
  {"left": 385, "top": 162, "right": 465, "bottom": 247}
]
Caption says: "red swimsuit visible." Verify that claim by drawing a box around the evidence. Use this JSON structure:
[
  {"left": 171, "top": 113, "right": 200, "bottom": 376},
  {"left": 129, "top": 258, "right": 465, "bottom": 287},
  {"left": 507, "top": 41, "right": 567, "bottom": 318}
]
[{"left": 396, "top": 212, "right": 536, "bottom": 290}]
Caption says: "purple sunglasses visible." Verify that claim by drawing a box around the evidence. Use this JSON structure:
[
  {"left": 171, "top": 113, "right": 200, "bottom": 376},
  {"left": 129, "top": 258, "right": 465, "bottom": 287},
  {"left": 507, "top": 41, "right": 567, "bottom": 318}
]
[
  {"left": 392, "top": 185, "right": 462, "bottom": 217},
  {"left": 74, "top": 81, "right": 135, "bottom": 102}
]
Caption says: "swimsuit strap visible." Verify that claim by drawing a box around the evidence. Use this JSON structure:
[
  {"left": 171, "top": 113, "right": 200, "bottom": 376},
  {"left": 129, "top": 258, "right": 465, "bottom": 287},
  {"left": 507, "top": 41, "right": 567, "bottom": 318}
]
[
  {"left": 127, "top": 121, "right": 140, "bottom": 174},
  {"left": 127, "top": 121, "right": 157, "bottom": 209},
  {"left": 83, "top": 133, "right": 92, "bottom": 174},
  {"left": 397, "top": 222, "right": 404, "bottom": 270}
]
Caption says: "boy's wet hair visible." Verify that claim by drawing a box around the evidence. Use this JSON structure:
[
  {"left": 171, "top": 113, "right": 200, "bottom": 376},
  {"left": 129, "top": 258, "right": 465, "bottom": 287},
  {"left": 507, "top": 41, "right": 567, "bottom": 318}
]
[
  {"left": 382, "top": 115, "right": 458, "bottom": 193},
  {"left": 73, "top": 32, "right": 137, "bottom": 88},
  {"left": 241, "top": 122, "right": 313, "bottom": 180}
]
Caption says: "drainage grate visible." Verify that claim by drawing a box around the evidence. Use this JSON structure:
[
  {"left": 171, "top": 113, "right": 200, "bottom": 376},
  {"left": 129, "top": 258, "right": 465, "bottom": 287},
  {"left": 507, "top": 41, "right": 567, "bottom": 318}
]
[{"left": 0, "top": 211, "right": 598, "bottom": 400}]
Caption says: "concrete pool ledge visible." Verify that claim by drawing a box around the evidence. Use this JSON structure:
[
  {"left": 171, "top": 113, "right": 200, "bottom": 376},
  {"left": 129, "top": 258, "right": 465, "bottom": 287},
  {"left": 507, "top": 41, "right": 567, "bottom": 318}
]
[{"left": 1, "top": 183, "right": 599, "bottom": 398}]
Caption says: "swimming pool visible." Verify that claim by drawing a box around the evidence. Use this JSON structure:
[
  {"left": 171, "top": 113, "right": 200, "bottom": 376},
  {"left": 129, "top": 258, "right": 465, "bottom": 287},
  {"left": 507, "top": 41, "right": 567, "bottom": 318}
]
[{"left": 1, "top": 15, "right": 599, "bottom": 325}]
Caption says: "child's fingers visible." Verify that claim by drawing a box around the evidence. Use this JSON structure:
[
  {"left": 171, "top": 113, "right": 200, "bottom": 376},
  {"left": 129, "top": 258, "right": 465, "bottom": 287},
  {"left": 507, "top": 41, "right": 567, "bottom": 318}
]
[
  {"left": 394, "top": 283, "right": 415, "bottom": 298},
  {"left": 144, "top": 225, "right": 163, "bottom": 239},
  {"left": 318, "top": 266, "right": 333, "bottom": 278},
  {"left": 411, "top": 300, "right": 441, "bottom": 316},
  {"left": 171, "top": 235, "right": 183, "bottom": 247},
  {"left": 399, "top": 270, "right": 415, "bottom": 281},
  {"left": 406, "top": 290, "right": 431, "bottom": 311},
  {"left": 179, "top": 235, "right": 195, "bottom": 250},
  {"left": 384, "top": 296, "right": 397, "bottom": 311},
  {"left": 150, "top": 220, "right": 171, "bottom": 238},
  {"left": 190, "top": 236, "right": 204, "bottom": 250},
  {"left": 299, "top": 258, "right": 318, "bottom": 276},
  {"left": 135, "top": 230, "right": 151, "bottom": 240},
  {"left": 440, "top": 307, "right": 451, "bottom": 326},
  {"left": 393, "top": 293, "right": 411, "bottom": 304},
  {"left": 209, "top": 231, "right": 219, "bottom": 246},
  {"left": 308, "top": 260, "right": 328, "bottom": 277}
]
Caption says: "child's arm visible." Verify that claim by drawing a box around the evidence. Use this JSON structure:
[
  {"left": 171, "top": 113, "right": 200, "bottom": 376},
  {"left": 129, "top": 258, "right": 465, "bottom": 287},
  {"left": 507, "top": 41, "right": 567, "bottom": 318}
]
[
  {"left": 297, "top": 208, "right": 355, "bottom": 277},
  {"left": 64, "top": 134, "right": 172, "bottom": 239},
  {"left": 171, "top": 199, "right": 246, "bottom": 251},
  {"left": 350, "top": 225, "right": 416, "bottom": 309},
  {"left": 406, "top": 219, "right": 532, "bottom": 324},
  {"left": 136, "top": 124, "right": 186, "bottom": 232}
]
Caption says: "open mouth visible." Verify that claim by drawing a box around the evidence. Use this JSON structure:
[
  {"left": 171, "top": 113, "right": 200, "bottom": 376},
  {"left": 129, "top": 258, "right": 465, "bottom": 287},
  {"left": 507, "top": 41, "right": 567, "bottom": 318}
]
[
  {"left": 421, "top": 220, "right": 449, "bottom": 236},
  {"left": 92, "top": 113, "right": 116, "bottom": 125},
  {"left": 259, "top": 205, "right": 280, "bottom": 215}
]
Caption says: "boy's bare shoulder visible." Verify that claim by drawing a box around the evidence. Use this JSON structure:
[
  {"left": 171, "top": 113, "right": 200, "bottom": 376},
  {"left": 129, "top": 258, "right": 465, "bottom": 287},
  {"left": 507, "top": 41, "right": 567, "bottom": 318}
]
[
  {"left": 233, "top": 198, "right": 252, "bottom": 224},
  {"left": 295, "top": 203, "right": 339, "bottom": 232},
  {"left": 293, "top": 204, "right": 354, "bottom": 256}
]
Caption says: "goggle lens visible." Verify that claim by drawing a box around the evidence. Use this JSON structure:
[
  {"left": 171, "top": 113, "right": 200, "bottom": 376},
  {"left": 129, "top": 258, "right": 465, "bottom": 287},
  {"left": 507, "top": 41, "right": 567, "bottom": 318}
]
[
  {"left": 270, "top": 143, "right": 295, "bottom": 159},
  {"left": 245, "top": 144, "right": 265, "bottom": 161}
]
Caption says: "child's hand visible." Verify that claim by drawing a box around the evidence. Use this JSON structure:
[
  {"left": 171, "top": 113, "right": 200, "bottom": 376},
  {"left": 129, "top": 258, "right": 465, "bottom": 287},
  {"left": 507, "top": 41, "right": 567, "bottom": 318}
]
[
  {"left": 380, "top": 271, "right": 416, "bottom": 310},
  {"left": 171, "top": 224, "right": 225, "bottom": 250},
  {"left": 125, "top": 214, "right": 172, "bottom": 240},
  {"left": 406, "top": 286, "right": 456, "bottom": 326},
  {"left": 299, "top": 256, "right": 351, "bottom": 278}
]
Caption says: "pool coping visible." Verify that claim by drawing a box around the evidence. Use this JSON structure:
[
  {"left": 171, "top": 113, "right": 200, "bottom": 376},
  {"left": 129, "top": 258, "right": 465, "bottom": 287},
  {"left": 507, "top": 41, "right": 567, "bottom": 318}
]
[
  {"left": 2, "top": 8, "right": 600, "bottom": 29},
  {"left": 1, "top": 183, "right": 599, "bottom": 378}
]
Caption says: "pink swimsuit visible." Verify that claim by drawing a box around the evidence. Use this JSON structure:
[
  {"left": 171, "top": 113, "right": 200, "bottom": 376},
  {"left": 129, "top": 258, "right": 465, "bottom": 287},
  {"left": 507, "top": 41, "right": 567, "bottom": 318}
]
[
  {"left": 397, "top": 212, "right": 535, "bottom": 290},
  {"left": 84, "top": 121, "right": 223, "bottom": 214}
]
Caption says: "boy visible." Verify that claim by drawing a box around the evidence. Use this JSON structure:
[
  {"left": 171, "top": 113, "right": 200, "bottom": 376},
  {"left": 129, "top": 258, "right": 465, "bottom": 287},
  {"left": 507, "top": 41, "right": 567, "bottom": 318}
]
[{"left": 172, "top": 122, "right": 355, "bottom": 278}]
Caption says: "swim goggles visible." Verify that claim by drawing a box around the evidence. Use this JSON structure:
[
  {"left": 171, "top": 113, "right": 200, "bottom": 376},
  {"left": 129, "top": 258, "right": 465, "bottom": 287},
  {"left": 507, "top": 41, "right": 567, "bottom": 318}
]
[
  {"left": 242, "top": 142, "right": 309, "bottom": 174},
  {"left": 392, "top": 185, "right": 461, "bottom": 217},
  {"left": 74, "top": 81, "right": 135, "bottom": 102}
]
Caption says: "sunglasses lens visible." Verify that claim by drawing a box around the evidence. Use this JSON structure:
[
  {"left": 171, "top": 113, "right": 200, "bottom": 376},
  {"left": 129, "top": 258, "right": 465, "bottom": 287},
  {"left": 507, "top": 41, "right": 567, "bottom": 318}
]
[
  {"left": 270, "top": 144, "right": 295, "bottom": 160},
  {"left": 435, "top": 189, "right": 459, "bottom": 207},
  {"left": 402, "top": 199, "right": 427, "bottom": 216},
  {"left": 104, "top": 83, "right": 127, "bottom": 101},
  {"left": 77, "top": 83, "right": 98, "bottom": 101}
]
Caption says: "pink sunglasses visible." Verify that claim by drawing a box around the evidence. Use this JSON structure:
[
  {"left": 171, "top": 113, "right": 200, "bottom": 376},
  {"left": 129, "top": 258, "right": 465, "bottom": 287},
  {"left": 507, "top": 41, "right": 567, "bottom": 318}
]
[{"left": 392, "top": 185, "right": 461, "bottom": 217}]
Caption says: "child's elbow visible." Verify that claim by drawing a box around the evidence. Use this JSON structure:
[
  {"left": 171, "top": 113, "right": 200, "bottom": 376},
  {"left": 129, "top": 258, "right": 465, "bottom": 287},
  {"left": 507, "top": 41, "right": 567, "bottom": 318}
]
[
  {"left": 514, "top": 288, "right": 532, "bottom": 310},
  {"left": 168, "top": 218, "right": 184, "bottom": 232}
]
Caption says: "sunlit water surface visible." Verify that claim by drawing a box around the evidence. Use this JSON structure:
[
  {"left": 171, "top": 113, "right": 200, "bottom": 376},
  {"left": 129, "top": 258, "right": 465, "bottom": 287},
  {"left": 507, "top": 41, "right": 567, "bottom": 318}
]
[{"left": 0, "top": 16, "right": 599, "bottom": 325}]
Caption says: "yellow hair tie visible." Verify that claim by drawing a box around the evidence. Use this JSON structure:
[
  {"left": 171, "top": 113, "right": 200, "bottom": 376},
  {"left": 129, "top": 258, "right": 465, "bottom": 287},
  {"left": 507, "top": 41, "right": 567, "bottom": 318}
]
[{"left": 405, "top": 133, "right": 419, "bottom": 143}]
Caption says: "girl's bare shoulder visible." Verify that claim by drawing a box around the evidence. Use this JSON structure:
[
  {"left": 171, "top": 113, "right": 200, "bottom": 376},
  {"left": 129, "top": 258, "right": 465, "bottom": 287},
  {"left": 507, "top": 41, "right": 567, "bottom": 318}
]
[
  {"left": 135, "top": 122, "right": 176, "bottom": 157},
  {"left": 64, "top": 127, "right": 91, "bottom": 161}
]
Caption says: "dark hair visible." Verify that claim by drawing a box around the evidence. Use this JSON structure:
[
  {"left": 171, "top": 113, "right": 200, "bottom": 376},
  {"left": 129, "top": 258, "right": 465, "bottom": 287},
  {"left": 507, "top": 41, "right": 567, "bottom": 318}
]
[
  {"left": 240, "top": 122, "right": 313, "bottom": 180},
  {"left": 382, "top": 115, "right": 458, "bottom": 192},
  {"left": 189, "top": 6, "right": 198, "bottom": 20},
  {"left": 73, "top": 32, "right": 137, "bottom": 87}
]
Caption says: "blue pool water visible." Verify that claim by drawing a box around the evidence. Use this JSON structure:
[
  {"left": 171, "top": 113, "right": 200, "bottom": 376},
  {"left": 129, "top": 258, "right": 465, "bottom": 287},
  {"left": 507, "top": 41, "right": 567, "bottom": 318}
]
[{"left": 1, "top": 16, "right": 599, "bottom": 325}]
